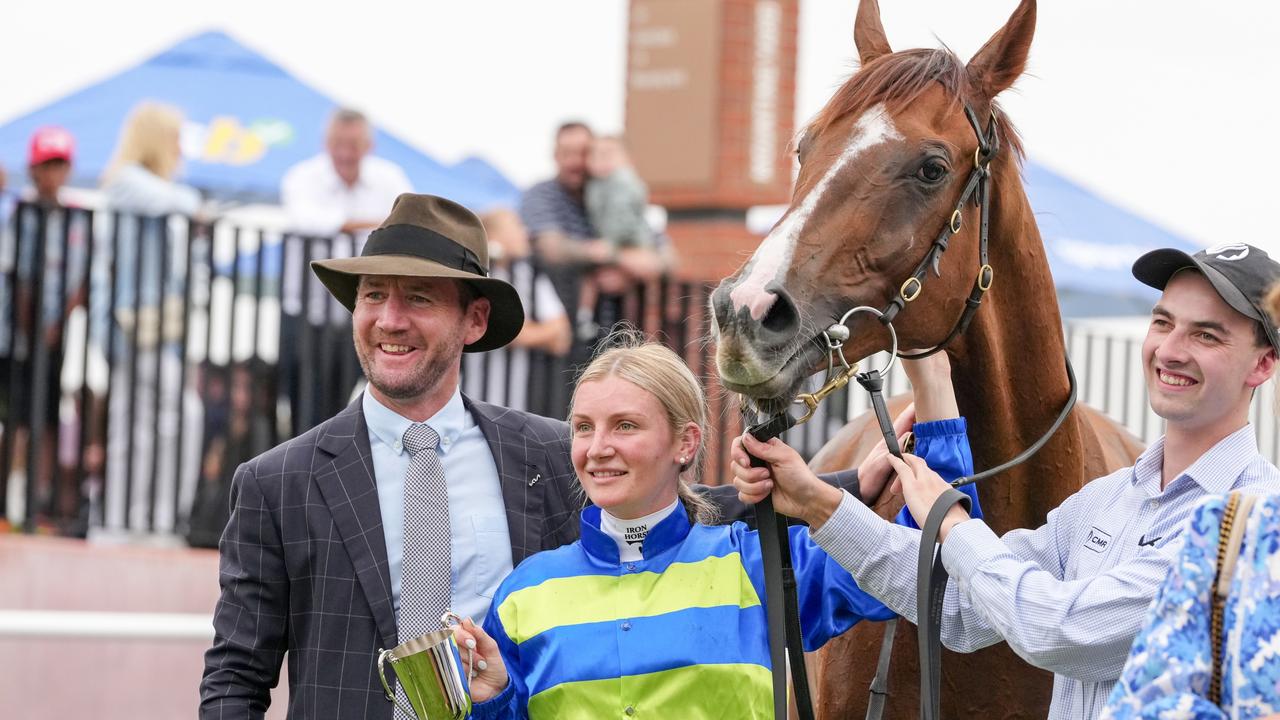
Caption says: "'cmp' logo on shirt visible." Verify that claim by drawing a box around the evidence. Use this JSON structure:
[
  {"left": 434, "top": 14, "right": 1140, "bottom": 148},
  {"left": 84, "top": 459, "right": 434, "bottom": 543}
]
[
  {"left": 623, "top": 523, "right": 649, "bottom": 546},
  {"left": 1084, "top": 527, "right": 1112, "bottom": 553}
]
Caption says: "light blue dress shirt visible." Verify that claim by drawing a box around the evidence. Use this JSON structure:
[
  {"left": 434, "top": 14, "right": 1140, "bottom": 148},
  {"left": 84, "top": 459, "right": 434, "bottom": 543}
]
[
  {"left": 811, "top": 424, "right": 1280, "bottom": 720},
  {"left": 363, "top": 388, "right": 514, "bottom": 624}
]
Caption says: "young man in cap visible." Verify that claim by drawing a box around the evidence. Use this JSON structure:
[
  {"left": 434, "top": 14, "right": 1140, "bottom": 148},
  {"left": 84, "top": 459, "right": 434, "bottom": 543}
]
[
  {"left": 25, "top": 126, "right": 74, "bottom": 208},
  {"left": 732, "top": 243, "right": 1280, "bottom": 719},
  {"left": 2, "top": 126, "right": 92, "bottom": 531}
]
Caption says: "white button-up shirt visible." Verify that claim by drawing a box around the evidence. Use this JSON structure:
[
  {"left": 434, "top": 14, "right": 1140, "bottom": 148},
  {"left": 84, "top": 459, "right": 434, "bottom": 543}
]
[
  {"left": 280, "top": 153, "right": 412, "bottom": 322},
  {"left": 810, "top": 425, "right": 1280, "bottom": 720}
]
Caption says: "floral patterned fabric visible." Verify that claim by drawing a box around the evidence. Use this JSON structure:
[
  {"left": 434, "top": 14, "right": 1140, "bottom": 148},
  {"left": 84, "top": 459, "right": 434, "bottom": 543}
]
[{"left": 1104, "top": 493, "right": 1280, "bottom": 720}]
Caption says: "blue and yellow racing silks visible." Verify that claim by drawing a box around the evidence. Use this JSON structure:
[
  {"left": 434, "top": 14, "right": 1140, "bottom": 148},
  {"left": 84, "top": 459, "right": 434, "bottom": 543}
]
[{"left": 471, "top": 417, "right": 980, "bottom": 719}]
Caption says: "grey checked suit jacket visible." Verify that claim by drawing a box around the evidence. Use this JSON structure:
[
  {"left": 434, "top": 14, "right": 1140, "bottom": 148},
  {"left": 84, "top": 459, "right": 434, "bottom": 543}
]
[{"left": 199, "top": 394, "right": 580, "bottom": 720}]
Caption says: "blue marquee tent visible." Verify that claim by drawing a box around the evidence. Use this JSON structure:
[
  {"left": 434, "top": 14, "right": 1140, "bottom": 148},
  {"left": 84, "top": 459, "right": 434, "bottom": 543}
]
[
  {"left": 0, "top": 30, "right": 521, "bottom": 210},
  {"left": 1023, "top": 161, "right": 1200, "bottom": 316}
]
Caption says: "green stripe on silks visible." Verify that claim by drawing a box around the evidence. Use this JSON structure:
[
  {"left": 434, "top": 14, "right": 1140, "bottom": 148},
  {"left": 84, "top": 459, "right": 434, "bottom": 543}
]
[
  {"left": 498, "top": 553, "right": 761, "bottom": 644},
  {"left": 527, "top": 662, "right": 774, "bottom": 719}
]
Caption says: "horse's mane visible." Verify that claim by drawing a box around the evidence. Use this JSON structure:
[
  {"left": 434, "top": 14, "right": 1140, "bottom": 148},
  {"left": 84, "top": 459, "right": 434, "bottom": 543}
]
[{"left": 804, "top": 48, "right": 1025, "bottom": 161}]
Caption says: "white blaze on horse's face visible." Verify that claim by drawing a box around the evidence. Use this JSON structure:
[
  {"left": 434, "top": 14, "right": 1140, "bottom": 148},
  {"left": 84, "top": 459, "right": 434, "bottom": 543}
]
[{"left": 728, "top": 104, "right": 903, "bottom": 321}]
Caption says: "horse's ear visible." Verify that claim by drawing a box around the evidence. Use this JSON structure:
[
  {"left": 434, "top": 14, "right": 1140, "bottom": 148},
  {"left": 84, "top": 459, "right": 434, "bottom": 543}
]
[
  {"left": 965, "top": 0, "right": 1036, "bottom": 100},
  {"left": 854, "top": 0, "right": 892, "bottom": 66}
]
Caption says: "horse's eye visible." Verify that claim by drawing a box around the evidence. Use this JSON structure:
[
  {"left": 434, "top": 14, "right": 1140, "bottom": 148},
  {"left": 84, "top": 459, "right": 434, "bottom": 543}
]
[
  {"left": 916, "top": 159, "right": 948, "bottom": 184},
  {"left": 794, "top": 136, "right": 811, "bottom": 164}
]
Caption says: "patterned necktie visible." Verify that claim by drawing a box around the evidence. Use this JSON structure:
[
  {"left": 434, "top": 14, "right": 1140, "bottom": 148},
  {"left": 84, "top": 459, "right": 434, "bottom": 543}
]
[{"left": 396, "top": 423, "right": 451, "bottom": 717}]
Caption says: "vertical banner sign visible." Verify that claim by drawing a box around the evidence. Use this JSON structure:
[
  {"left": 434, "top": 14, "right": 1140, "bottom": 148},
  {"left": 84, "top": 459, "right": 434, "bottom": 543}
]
[
  {"left": 627, "top": 0, "right": 722, "bottom": 189},
  {"left": 749, "top": 1, "right": 781, "bottom": 185}
]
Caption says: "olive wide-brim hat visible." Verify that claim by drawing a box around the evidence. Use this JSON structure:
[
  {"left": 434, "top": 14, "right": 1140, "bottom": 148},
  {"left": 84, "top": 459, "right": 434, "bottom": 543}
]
[{"left": 311, "top": 193, "right": 523, "bottom": 352}]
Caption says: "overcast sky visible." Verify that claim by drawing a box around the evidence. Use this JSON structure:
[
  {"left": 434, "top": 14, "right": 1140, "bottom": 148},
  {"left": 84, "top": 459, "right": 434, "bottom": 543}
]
[{"left": 2, "top": 0, "right": 1276, "bottom": 248}]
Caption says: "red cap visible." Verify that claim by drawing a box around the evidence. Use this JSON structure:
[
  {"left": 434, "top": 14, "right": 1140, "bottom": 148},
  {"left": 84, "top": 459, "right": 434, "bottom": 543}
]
[{"left": 28, "top": 126, "right": 74, "bottom": 166}]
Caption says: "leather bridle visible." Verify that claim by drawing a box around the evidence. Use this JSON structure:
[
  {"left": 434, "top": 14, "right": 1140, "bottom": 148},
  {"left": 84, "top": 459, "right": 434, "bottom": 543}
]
[{"left": 880, "top": 103, "right": 998, "bottom": 360}]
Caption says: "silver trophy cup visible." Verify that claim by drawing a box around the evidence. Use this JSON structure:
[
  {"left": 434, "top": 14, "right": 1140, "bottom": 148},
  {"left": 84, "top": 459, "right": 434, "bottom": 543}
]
[{"left": 378, "top": 612, "right": 474, "bottom": 720}]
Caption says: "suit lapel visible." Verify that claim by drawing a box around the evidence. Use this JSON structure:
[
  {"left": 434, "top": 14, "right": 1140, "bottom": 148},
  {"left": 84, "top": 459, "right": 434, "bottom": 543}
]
[
  {"left": 466, "top": 397, "right": 551, "bottom": 565},
  {"left": 313, "top": 399, "right": 399, "bottom": 649}
]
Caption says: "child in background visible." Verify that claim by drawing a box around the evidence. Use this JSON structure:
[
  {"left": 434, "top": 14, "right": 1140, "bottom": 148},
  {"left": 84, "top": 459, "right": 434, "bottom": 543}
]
[
  {"left": 577, "top": 135, "right": 656, "bottom": 339},
  {"left": 585, "top": 135, "right": 654, "bottom": 253}
]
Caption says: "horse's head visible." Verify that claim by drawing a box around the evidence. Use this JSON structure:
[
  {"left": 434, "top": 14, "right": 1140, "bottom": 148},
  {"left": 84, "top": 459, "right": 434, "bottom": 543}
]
[{"left": 712, "top": 0, "right": 1034, "bottom": 406}]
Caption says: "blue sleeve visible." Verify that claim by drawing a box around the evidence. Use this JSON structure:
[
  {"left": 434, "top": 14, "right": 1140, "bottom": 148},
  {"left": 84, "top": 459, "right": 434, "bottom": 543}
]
[
  {"left": 736, "top": 418, "right": 979, "bottom": 656},
  {"left": 791, "top": 524, "right": 898, "bottom": 651},
  {"left": 740, "top": 522, "right": 897, "bottom": 654},
  {"left": 468, "top": 597, "right": 529, "bottom": 720},
  {"left": 893, "top": 417, "right": 982, "bottom": 530},
  {"left": 1101, "top": 498, "right": 1227, "bottom": 720}
]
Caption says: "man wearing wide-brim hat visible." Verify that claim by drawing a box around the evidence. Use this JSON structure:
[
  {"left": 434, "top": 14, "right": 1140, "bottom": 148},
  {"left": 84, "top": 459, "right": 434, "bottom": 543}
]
[
  {"left": 200, "top": 193, "right": 584, "bottom": 719},
  {"left": 200, "top": 193, "right": 863, "bottom": 719}
]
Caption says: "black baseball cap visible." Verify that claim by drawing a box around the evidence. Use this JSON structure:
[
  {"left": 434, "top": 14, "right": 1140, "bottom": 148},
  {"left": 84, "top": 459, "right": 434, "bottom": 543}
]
[{"left": 1132, "top": 243, "right": 1280, "bottom": 355}]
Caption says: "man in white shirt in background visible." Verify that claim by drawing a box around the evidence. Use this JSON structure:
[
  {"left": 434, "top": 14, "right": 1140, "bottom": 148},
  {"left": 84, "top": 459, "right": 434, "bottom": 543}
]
[{"left": 278, "top": 108, "right": 412, "bottom": 434}]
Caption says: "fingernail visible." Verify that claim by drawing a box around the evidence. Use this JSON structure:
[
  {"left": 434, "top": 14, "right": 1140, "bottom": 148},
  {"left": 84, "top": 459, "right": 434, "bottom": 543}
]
[
  {"left": 465, "top": 638, "right": 476, "bottom": 650},
  {"left": 477, "top": 659, "right": 489, "bottom": 671}
]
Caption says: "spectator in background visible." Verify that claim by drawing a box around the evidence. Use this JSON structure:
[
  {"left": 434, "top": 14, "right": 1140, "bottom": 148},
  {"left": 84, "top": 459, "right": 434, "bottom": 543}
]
[
  {"left": 25, "top": 126, "right": 75, "bottom": 208},
  {"left": 99, "top": 102, "right": 201, "bottom": 532},
  {"left": 464, "top": 208, "right": 570, "bottom": 414},
  {"left": 185, "top": 358, "right": 275, "bottom": 549},
  {"left": 0, "top": 127, "right": 92, "bottom": 532},
  {"left": 585, "top": 135, "right": 656, "bottom": 254},
  {"left": 577, "top": 134, "right": 663, "bottom": 339},
  {"left": 101, "top": 102, "right": 200, "bottom": 217},
  {"left": 0, "top": 164, "right": 10, "bottom": 222},
  {"left": 278, "top": 108, "right": 411, "bottom": 434},
  {"left": 280, "top": 107, "right": 412, "bottom": 237},
  {"left": 520, "top": 122, "right": 665, "bottom": 368},
  {"left": 520, "top": 122, "right": 613, "bottom": 315}
]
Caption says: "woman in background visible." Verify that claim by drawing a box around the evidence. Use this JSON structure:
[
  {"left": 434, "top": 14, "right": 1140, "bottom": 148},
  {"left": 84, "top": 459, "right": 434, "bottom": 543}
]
[
  {"left": 96, "top": 102, "right": 202, "bottom": 532},
  {"left": 101, "top": 101, "right": 199, "bottom": 217}
]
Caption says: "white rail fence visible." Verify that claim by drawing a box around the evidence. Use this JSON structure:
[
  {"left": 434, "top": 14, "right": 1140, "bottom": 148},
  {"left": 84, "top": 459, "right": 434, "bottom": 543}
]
[{"left": 0, "top": 609, "right": 212, "bottom": 640}]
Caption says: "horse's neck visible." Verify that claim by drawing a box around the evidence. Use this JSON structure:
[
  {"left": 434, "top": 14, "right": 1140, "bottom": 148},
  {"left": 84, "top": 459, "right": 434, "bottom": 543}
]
[{"left": 947, "top": 163, "right": 1089, "bottom": 530}]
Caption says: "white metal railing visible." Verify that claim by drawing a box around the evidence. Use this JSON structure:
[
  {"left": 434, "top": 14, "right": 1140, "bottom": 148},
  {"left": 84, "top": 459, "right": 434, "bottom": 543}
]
[{"left": 0, "top": 609, "right": 213, "bottom": 641}]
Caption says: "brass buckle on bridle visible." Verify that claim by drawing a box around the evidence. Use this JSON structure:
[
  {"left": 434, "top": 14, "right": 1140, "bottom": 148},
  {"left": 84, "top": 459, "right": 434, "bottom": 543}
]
[{"left": 793, "top": 363, "right": 858, "bottom": 426}]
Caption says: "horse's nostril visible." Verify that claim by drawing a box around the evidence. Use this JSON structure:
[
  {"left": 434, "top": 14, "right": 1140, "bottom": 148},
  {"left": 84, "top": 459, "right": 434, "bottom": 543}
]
[
  {"left": 761, "top": 290, "right": 798, "bottom": 336},
  {"left": 711, "top": 285, "right": 735, "bottom": 329}
]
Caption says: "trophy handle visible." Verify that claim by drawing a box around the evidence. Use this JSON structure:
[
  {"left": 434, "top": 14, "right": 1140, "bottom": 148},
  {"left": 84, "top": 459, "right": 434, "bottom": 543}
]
[
  {"left": 441, "top": 612, "right": 475, "bottom": 682},
  {"left": 377, "top": 648, "right": 422, "bottom": 718}
]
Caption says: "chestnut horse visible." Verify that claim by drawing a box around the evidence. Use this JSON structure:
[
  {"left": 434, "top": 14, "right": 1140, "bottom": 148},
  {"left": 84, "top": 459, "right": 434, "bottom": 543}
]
[{"left": 711, "top": 0, "right": 1143, "bottom": 717}]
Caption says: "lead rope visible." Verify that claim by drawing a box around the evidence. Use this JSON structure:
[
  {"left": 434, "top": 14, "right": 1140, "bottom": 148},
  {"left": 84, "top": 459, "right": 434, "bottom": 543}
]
[
  {"left": 745, "top": 309, "right": 899, "bottom": 720},
  {"left": 866, "top": 355, "right": 1077, "bottom": 720},
  {"left": 855, "top": 368, "right": 905, "bottom": 720},
  {"left": 744, "top": 410, "right": 813, "bottom": 720}
]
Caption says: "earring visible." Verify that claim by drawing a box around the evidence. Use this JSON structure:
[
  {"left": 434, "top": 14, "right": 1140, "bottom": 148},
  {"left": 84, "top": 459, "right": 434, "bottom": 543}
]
[{"left": 678, "top": 456, "right": 688, "bottom": 465}]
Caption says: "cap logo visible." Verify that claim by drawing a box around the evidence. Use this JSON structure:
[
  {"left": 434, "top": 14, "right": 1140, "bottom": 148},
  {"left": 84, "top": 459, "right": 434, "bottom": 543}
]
[
  {"left": 38, "top": 135, "right": 71, "bottom": 152},
  {"left": 1204, "top": 243, "right": 1250, "bottom": 261}
]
